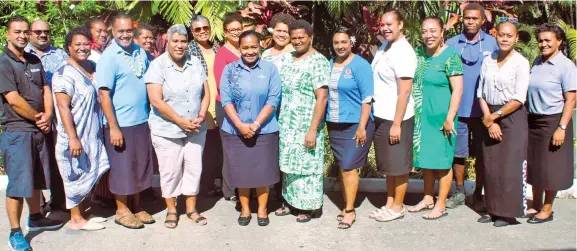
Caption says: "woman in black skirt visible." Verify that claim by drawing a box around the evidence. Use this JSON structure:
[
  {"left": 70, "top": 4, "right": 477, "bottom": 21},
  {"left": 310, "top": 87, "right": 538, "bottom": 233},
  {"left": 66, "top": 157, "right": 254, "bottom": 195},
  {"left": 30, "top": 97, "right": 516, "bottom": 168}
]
[
  {"left": 219, "top": 30, "right": 282, "bottom": 226},
  {"left": 525, "top": 23, "right": 576, "bottom": 224},
  {"left": 477, "top": 21, "right": 530, "bottom": 227}
]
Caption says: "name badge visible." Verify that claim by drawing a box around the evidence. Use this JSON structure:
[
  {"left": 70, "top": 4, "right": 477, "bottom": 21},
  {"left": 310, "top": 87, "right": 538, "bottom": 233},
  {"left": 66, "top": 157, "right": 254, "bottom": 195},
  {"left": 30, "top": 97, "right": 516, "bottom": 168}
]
[
  {"left": 343, "top": 68, "right": 353, "bottom": 79},
  {"left": 30, "top": 68, "right": 40, "bottom": 72}
]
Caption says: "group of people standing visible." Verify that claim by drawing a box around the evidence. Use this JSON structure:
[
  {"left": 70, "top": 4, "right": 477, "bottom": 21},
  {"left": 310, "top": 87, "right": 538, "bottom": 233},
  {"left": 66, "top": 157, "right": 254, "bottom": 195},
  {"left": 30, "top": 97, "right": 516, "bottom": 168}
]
[{"left": 0, "top": 3, "right": 574, "bottom": 250}]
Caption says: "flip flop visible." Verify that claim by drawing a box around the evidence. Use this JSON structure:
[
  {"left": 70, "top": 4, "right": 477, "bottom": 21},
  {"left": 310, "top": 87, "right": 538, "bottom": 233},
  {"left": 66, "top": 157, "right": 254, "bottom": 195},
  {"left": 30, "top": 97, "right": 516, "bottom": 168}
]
[
  {"left": 408, "top": 200, "right": 435, "bottom": 213},
  {"left": 77, "top": 221, "right": 105, "bottom": 231},
  {"left": 422, "top": 208, "right": 448, "bottom": 220},
  {"left": 88, "top": 217, "right": 107, "bottom": 223}
]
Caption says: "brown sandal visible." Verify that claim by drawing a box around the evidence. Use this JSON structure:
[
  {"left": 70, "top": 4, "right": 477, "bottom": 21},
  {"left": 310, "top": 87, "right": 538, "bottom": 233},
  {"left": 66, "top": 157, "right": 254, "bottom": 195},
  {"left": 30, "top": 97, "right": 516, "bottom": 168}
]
[
  {"left": 114, "top": 210, "right": 144, "bottom": 229},
  {"left": 186, "top": 210, "right": 207, "bottom": 226},
  {"left": 134, "top": 211, "right": 156, "bottom": 224}
]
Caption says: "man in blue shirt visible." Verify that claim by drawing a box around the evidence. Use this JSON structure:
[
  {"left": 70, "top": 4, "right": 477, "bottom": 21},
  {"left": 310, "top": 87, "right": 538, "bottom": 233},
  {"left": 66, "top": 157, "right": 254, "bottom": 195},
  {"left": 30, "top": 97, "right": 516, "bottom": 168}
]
[
  {"left": 96, "top": 13, "right": 155, "bottom": 229},
  {"left": 445, "top": 3, "right": 498, "bottom": 210},
  {"left": 25, "top": 18, "right": 69, "bottom": 212}
]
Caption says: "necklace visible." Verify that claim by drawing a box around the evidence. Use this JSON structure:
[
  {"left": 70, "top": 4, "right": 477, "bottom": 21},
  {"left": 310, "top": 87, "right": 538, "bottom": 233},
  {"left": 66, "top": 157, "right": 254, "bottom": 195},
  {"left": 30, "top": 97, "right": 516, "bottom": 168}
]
[{"left": 120, "top": 51, "right": 144, "bottom": 78}]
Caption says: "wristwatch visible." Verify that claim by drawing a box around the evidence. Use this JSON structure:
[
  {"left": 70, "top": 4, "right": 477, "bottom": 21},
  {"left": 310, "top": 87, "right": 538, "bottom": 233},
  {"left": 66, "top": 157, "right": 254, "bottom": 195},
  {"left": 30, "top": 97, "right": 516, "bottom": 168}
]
[
  {"left": 559, "top": 124, "right": 567, "bottom": 130},
  {"left": 496, "top": 109, "right": 503, "bottom": 117}
]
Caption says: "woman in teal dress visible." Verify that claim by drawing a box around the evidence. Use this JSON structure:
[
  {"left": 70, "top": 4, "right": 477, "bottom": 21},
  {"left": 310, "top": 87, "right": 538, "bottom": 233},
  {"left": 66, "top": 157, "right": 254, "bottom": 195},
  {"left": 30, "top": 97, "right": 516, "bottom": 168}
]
[{"left": 409, "top": 17, "right": 464, "bottom": 220}]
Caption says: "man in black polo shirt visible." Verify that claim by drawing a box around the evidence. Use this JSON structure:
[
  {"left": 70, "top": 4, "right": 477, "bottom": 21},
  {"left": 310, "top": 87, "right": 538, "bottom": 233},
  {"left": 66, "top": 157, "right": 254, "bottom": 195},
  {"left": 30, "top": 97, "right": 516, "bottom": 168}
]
[{"left": 0, "top": 16, "right": 63, "bottom": 251}]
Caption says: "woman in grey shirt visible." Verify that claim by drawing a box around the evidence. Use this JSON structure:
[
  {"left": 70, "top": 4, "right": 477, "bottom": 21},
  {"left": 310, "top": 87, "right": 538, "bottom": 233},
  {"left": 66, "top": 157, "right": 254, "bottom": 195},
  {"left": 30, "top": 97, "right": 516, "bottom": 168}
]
[{"left": 525, "top": 23, "right": 576, "bottom": 224}]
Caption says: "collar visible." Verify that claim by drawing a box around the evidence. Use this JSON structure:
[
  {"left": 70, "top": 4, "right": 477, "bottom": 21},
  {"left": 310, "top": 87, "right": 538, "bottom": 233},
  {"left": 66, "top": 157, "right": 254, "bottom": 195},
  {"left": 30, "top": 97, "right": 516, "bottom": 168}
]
[
  {"left": 165, "top": 52, "right": 193, "bottom": 70},
  {"left": 111, "top": 39, "right": 139, "bottom": 56},
  {"left": 3, "top": 46, "right": 30, "bottom": 63},
  {"left": 458, "top": 30, "right": 488, "bottom": 43},
  {"left": 24, "top": 44, "right": 58, "bottom": 56},
  {"left": 539, "top": 52, "right": 564, "bottom": 65},
  {"left": 236, "top": 58, "right": 261, "bottom": 71}
]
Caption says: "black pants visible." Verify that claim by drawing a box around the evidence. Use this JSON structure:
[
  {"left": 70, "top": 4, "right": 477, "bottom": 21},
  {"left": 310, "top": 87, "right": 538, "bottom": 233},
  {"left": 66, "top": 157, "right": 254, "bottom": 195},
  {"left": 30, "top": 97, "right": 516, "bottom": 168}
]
[{"left": 46, "top": 133, "right": 65, "bottom": 207}]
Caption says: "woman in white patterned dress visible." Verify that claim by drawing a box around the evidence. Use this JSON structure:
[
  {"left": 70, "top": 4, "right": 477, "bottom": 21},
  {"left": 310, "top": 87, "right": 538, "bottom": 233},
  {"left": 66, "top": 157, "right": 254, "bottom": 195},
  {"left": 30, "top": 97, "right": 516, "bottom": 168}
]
[{"left": 53, "top": 27, "right": 110, "bottom": 230}]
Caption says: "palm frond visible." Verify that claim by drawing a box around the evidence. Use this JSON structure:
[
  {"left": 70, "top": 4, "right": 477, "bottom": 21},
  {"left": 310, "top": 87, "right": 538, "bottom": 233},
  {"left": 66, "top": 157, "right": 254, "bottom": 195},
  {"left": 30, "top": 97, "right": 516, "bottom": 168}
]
[
  {"left": 555, "top": 19, "right": 577, "bottom": 62},
  {"left": 516, "top": 23, "right": 540, "bottom": 63},
  {"left": 157, "top": 0, "right": 194, "bottom": 25},
  {"left": 323, "top": 0, "right": 357, "bottom": 19}
]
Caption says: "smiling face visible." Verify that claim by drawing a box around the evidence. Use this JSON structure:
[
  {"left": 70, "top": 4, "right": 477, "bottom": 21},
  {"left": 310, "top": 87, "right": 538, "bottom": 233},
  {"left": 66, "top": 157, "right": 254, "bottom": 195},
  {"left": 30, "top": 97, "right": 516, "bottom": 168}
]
[
  {"left": 112, "top": 17, "right": 134, "bottom": 49},
  {"left": 462, "top": 9, "right": 485, "bottom": 36},
  {"left": 168, "top": 32, "right": 188, "bottom": 62},
  {"left": 240, "top": 34, "right": 260, "bottom": 65},
  {"left": 68, "top": 34, "right": 91, "bottom": 62},
  {"left": 537, "top": 31, "right": 561, "bottom": 58},
  {"left": 30, "top": 20, "right": 51, "bottom": 50},
  {"left": 6, "top": 21, "right": 30, "bottom": 50},
  {"left": 191, "top": 19, "right": 211, "bottom": 43},
  {"left": 332, "top": 32, "right": 352, "bottom": 58},
  {"left": 224, "top": 21, "right": 243, "bottom": 45},
  {"left": 290, "top": 28, "right": 312, "bottom": 54},
  {"left": 135, "top": 29, "right": 154, "bottom": 52},
  {"left": 272, "top": 22, "right": 290, "bottom": 47},
  {"left": 421, "top": 19, "right": 444, "bottom": 50},
  {"left": 496, "top": 22, "right": 518, "bottom": 53},
  {"left": 379, "top": 12, "right": 403, "bottom": 42},
  {"left": 91, "top": 21, "right": 108, "bottom": 47}
]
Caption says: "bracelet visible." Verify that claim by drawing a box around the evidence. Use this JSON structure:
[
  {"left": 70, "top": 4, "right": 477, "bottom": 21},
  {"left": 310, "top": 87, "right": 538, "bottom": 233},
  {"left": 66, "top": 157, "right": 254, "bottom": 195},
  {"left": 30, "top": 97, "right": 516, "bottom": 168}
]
[{"left": 253, "top": 121, "right": 261, "bottom": 128}]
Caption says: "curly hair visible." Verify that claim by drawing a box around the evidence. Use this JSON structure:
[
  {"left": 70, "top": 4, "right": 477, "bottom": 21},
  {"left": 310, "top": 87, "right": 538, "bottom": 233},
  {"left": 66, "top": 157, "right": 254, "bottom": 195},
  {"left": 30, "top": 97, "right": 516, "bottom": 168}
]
[
  {"left": 535, "top": 23, "right": 567, "bottom": 52},
  {"left": 65, "top": 27, "right": 93, "bottom": 52},
  {"left": 270, "top": 13, "right": 296, "bottom": 29},
  {"left": 289, "top": 19, "right": 313, "bottom": 37}
]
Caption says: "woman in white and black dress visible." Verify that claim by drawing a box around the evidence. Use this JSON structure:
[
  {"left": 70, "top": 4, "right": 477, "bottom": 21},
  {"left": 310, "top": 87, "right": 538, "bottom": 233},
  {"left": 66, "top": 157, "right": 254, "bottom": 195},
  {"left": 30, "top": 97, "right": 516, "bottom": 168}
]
[
  {"left": 476, "top": 21, "right": 530, "bottom": 227},
  {"left": 525, "top": 23, "right": 576, "bottom": 224}
]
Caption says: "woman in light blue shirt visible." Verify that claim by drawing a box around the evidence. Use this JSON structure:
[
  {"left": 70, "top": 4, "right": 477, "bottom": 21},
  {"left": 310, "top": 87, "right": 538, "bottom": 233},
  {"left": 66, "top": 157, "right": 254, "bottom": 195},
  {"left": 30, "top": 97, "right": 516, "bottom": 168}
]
[
  {"left": 526, "top": 23, "right": 576, "bottom": 224},
  {"left": 220, "top": 30, "right": 282, "bottom": 227},
  {"left": 327, "top": 26, "right": 374, "bottom": 229}
]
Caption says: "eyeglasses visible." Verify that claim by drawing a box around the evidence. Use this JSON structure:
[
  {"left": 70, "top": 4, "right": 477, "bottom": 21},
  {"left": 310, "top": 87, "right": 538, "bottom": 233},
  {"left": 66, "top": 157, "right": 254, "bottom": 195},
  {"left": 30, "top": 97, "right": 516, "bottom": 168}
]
[
  {"left": 498, "top": 17, "right": 518, "bottom": 23},
  {"left": 226, "top": 28, "right": 243, "bottom": 34},
  {"left": 31, "top": 30, "right": 50, "bottom": 36},
  {"left": 193, "top": 26, "right": 210, "bottom": 33},
  {"left": 460, "top": 39, "right": 483, "bottom": 65}
]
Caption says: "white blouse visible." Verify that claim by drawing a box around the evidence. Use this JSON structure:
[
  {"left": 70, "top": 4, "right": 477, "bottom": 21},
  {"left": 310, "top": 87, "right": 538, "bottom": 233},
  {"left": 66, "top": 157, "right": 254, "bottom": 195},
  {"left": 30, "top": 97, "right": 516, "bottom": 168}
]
[{"left": 477, "top": 50, "right": 530, "bottom": 105}]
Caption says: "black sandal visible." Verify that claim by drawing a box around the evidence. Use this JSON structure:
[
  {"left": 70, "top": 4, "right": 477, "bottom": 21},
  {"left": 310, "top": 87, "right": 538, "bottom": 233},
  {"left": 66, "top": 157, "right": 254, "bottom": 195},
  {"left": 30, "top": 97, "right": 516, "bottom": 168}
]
[
  {"left": 257, "top": 217, "right": 269, "bottom": 226},
  {"left": 337, "top": 209, "right": 356, "bottom": 229},
  {"left": 186, "top": 210, "right": 207, "bottom": 226},
  {"left": 296, "top": 210, "right": 314, "bottom": 223},
  {"left": 275, "top": 204, "right": 291, "bottom": 216},
  {"left": 164, "top": 212, "right": 178, "bottom": 229},
  {"left": 238, "top": 215, "right": 252, "bottom": 226}
]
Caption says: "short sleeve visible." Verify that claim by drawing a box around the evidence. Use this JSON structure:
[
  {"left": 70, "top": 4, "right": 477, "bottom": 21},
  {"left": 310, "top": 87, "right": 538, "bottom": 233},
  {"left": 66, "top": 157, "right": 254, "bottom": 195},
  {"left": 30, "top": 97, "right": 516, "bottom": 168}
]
[
  {"left": 95, "top": 53, "right": 117, "bottom": 90},
  {"left": 52, "top": 73, "right": 75, "bottom": 97},
  {"left": 0, "top": 63, "right": 17, "bottom": 94},
  {"left": 445, "top": 52, "right": 464, "bottom": 77},
  {"left": 561, "top": 61, "right": 577, "bottom": 92},
  {"left": 266, "top": 65, "right": 282, "bottom": 108},
  {"left": 511, "top": 57, "right": 530, "bottom": 103},
  {"left": 197, "top": 58, "right": 207, "bottom": 83},
  {"left": 477, "top": 59, "right": 488, "bottom": 99},
  {"left": 143, "top": 59, "right": 164, "bottom": 85},
  {"left": 219, "top": 64, "right": 233, "bottom": 107},
  {"left": 355, "top": 59, "right": 374, "bottom": 103},
  {"left": 393, "top": 44, "right": 417, "bottom": 78},
  {"left": 313, "top": 56, "right": 330, "bottom": 89}
]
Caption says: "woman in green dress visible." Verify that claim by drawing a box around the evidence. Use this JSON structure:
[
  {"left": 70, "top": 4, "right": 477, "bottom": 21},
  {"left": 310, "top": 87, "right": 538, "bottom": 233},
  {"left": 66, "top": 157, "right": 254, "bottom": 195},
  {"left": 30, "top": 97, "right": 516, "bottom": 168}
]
[
  {"left": 409, "top": 17, "right": 464, "bottom": 220},
  {"left": 274, "top": 20, "right": 329, "bottom": 223}
]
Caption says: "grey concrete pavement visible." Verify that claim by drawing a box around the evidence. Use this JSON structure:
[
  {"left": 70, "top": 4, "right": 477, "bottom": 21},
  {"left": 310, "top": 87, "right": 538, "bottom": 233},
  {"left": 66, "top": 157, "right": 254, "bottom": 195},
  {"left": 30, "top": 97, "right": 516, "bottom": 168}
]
[{"left": 0, "top": 191, "right": 574, "bottom": 251}]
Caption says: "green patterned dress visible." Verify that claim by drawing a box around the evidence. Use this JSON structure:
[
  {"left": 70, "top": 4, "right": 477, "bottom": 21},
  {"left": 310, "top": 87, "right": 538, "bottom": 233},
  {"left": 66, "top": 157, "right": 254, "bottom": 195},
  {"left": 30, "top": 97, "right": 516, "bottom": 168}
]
[
  {"left": 278, "top": 51, "right": 330, "bottom": 210},
  {"left": 412, "top": 46, "right": 463, "bottom": 169}
]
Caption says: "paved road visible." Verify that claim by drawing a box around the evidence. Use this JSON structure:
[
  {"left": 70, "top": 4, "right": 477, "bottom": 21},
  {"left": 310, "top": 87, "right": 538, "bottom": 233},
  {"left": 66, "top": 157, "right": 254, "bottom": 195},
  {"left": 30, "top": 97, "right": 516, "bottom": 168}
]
[{"left": 0, "top": 191, "right": 574, "bottom": 251}]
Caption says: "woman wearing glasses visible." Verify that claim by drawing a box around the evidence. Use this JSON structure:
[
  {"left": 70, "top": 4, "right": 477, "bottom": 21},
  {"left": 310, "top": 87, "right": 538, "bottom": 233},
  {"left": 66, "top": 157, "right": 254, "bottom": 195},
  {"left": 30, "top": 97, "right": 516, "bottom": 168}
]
[
  {"left": 213, "top": 12, "right": 244, "bottom": 202},
  {"left": 410, "top": 17, "right": 464, "bottom": 220},
  {"left": 187, "top": 15, "right": 223, "bottom": 197},
  {"left": 477, "top": 21, "right": 530, "bottom": 227},
  {"left": 262, "top": 13, "right": 296, "bottom": 69},
  {"left": 525, "top": 23, "right": 576, "bottom": 224}
]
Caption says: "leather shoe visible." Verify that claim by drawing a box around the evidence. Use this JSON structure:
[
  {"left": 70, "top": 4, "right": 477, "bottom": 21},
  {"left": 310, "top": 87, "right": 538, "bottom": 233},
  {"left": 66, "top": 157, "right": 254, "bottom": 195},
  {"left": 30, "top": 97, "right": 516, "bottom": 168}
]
[
  {"left": 477, "top": 215, "right": 492, "bottom": 223},
  {"left": 527, "top": 213, "right": 553, "bottom": 224}
]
